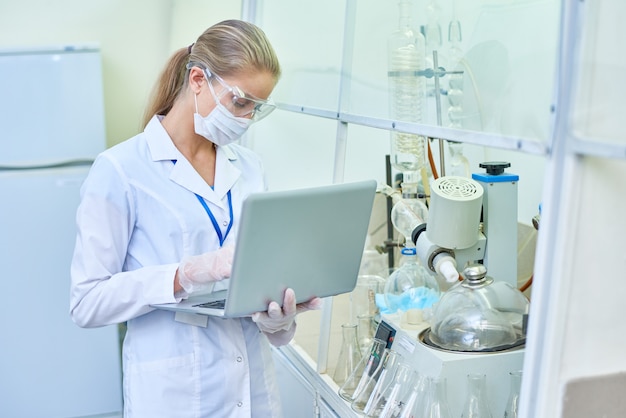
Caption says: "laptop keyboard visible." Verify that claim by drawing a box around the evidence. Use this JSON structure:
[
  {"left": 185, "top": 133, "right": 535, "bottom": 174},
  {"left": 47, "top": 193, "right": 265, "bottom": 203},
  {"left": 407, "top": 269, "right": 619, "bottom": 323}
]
[{"left": 193, "top": 299, "right": 226, "bottom": 309}]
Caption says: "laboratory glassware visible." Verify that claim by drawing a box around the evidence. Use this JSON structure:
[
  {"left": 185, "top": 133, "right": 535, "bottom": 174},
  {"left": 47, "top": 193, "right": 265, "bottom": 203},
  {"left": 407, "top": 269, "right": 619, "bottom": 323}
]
[
  {"left": 461, "top": 373, "right": 493, "bottom": 418},
  {"left": 423, "top": 376, "right": 452, "bottom": 418},
  {"left": 351, "top": 349, "right": 403, "bottom": 414},
  {"left": 357, "top": 314, "right": 375, "bottom": 355},
  {"left": 333, "top": 324, "right": 362, "bottom": 386},
  {"left": 364, "top": 362, "right": 418, "bottom": 418},
  {"left": 447, "top": 19, "right": 464, "bottom": 129},
  {"left": 427, "top": 264, "right": 529, "bottom": 352},
  {"left": 503, "top": 370, "right": 522, "bottom": 418},
  {"left": 338, "top": 338, "right": 386, "bottom": 401},
  {"left": 396, "top": 372, "right": 428, "bottom": 418},
  {"left": 388, "top": 0, "right": 427, "bottom": 180},
  {"left": 383, "top": 247, "right": 440, "bottom": 315}
]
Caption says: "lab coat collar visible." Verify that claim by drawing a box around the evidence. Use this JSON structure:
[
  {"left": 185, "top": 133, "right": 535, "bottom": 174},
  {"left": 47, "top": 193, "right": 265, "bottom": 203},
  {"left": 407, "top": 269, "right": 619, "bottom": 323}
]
[{"left": 144, "top": 115, "right": 241, "bottom": 207}]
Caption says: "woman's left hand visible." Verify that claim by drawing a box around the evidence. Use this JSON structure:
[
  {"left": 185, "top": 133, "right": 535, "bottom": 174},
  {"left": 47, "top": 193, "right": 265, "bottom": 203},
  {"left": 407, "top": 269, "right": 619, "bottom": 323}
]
[{"left": 251, "top": 288, "right": 321, "bottom": 346}]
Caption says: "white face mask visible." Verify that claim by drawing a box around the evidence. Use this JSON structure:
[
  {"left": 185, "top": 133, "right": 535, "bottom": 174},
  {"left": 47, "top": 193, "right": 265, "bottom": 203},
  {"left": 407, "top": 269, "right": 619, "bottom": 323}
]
[{"left": 193, "top": 94, "right": 253, "bottom": 146}]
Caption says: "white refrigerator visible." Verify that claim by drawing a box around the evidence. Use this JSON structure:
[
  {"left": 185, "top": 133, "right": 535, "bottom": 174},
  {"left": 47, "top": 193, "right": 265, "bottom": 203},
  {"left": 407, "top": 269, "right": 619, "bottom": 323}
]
[{"left": 0, "top": 46, "right": 122, "bottom": 417}]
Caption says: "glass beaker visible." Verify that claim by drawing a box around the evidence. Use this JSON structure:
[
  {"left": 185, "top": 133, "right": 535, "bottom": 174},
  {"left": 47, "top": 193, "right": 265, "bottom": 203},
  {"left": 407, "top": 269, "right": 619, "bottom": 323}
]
[
  {"left": 461, "top": 373, "right": 493, "bottom": 418},
  {"left": 423, "top": 376, "right": 452, "bottom": 418},
  {"left": 351, "top": 349, "right": 403, "bottom": 415},
  {"left": 338, "top": 338, "right": 386, "bottom": 401},
  {"left": 503, "top": 370, "right": 522, "bottom": 418},
  {"left": 332, "top": 324, "right": 362, "bottom": 387},
  {"left": 364, "top": 362, "right": 418, "bottom": 418}
]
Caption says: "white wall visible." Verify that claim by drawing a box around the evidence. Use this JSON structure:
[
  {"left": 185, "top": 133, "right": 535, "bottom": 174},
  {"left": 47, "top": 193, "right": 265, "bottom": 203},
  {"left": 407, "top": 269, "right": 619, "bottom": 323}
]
[{"left": 0, "top": 0, "right": 241, "bottom": 148}]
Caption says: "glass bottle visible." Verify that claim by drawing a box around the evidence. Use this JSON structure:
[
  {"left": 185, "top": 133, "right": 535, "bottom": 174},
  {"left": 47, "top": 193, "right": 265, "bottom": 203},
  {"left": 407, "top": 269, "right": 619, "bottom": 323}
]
[
  {"left": 338, "top": 338, "right": 386, "bottom": 401},
  {"left": 423, "top": 376, "right": 452, "bottom": 418},
  {"left": 332, "top": 324, "right": 362, "bottom": 387},
  {"left": 503, "top": 370, "right": 522, "bottom": 418},
  {"left": 461, "top": 373, "right": 493, "bottom": 418},
  {"left": 351, "top": 349, "right": 402, "bottom": 415}
]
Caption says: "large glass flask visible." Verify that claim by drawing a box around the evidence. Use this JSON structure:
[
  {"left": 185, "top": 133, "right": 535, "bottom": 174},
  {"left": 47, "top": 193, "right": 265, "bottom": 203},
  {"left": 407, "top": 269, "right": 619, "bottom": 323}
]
[
  {"left": 382, "top": 247, "right": 440, "bottom": 315},
  {"left": 332, "top": 324, "right": 362, "bottom": 386},
  {"left": 338, "top": 338, "right": 386, "bottom": 401},
  {"left": 388, "top": 0, "right": 427, "bottom": 177},
  {"left": 427, "top": 264, "right": 529, "bottom": 352},
  {"left": 461, "top": 373, "right": 493, "bottom": 418},
  {"left": 503, "top": 370, "right": 522, "bottom": 418}
]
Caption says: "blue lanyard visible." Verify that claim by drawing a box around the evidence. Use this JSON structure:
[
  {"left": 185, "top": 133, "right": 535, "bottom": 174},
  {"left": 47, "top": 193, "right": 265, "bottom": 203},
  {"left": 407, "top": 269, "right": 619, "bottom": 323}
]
[
  {"left": 172, "top": 160, "right": 233, "bottom": 247},
  {"left": 196, "top": 191, "right": 233, "bottom": 247}
]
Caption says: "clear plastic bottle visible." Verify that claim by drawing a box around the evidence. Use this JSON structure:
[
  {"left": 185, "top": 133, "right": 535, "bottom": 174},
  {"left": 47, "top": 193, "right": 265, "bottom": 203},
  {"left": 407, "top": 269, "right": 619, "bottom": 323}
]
[
  {"left": 388, "top": 0, "right": 426, "bottom": 174},
  {"left": 332, "top": 324, "right": 362, "bottom": 387},
  {"left": 461, "top": 373, "right": 493, "bottom": 418},
  {"left": 503, "top": 370, "right": 522, "bottom": 418}
]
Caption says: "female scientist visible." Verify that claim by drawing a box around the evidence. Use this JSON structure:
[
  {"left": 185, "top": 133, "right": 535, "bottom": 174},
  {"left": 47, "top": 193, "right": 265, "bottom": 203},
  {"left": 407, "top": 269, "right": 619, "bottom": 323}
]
[{"left": 70, "top": 19, "right": 319, "bottom": 417}]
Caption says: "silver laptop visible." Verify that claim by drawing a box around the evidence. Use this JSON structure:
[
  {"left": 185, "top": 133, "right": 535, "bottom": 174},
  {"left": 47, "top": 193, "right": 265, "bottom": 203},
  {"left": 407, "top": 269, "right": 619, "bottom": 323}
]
[{"left": 151, "top": 179, "right": 377, "bottom": 318}]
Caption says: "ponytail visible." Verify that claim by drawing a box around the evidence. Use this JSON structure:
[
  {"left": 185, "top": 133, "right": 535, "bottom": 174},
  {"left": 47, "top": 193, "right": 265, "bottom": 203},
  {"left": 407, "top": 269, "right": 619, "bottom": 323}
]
[{"left": 141, "top": 47, "right": 191, "bottom": 129}]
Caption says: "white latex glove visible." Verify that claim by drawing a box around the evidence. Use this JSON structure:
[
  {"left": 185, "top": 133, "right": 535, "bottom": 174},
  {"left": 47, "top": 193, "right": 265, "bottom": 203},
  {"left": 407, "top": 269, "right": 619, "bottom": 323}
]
[
  {"left": 251, "top": 288, "right": 322, "bottom": 346},
  {"left": 177, "top": 246, "right": 234, "bottom": 294}
]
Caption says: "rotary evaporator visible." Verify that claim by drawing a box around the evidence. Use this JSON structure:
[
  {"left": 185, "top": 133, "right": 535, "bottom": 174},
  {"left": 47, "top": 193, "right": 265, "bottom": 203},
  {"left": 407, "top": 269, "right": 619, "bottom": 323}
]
[{"left": 342, "top": 2, "right": 530, "bottom": 414}]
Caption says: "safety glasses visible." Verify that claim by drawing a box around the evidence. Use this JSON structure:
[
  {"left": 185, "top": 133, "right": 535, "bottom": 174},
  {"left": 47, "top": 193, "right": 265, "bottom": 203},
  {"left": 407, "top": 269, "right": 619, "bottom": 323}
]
[{"left": 190, "top": 64, "right": 276, "bottom": 121}]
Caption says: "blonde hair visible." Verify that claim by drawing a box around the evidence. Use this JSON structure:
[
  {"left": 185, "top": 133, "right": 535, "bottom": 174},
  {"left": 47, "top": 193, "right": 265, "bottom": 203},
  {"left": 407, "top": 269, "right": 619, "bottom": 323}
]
[{"left": 142, "top": 19, "right": 281, "bottom": 128}]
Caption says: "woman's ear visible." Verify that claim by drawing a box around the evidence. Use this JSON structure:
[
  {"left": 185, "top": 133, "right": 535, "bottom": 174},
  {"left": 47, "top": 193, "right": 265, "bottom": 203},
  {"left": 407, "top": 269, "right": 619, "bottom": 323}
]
[{"left": 188, "top": 67, "right": 206, "bottom": 94}]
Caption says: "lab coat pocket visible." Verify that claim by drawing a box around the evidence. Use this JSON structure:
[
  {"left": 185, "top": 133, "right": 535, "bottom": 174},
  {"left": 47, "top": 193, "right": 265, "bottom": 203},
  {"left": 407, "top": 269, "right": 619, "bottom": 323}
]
[{"left": 126, "top": 352, "right": 197, "bottom": 417}]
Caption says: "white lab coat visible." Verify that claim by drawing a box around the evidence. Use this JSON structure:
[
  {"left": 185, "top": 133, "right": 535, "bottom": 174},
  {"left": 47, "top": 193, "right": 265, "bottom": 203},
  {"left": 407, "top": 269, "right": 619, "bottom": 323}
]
[{"left": 70, "top": 115, "right": 282, "bottom": 417}]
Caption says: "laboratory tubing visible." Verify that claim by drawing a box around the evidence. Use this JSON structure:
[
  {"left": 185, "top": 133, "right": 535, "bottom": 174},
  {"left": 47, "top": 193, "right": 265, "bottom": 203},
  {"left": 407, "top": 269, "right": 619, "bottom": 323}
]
[
  {"left": 332, "top": 324, "right": 362, "bottom": 387},
  {"left": 461, "top": 373, "right": 493, "bottom": 418},
  {"left": 503, "top": 370, "right": 522, "bottom": 417},
  {"left": 338, "top": 338, "right": 386, "bottom": 401}
]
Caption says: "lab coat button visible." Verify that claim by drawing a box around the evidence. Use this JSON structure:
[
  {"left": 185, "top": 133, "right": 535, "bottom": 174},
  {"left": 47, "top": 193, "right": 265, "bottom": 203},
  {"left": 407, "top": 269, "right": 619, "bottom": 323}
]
[
  {"left": 237, "top": 401, "right": 243, "bottom": 407},
  {"left": 222, "top": 220, "right": 228, "bottom": 226},
  {"left": 236, "top": 356, "right": 243, "bottom": 362}
]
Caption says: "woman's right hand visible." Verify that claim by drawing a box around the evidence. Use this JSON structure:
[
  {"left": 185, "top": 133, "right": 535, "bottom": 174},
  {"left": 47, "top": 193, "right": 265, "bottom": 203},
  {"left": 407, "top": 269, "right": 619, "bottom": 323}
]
[{"left": 176, "top": 246, "right": 235, "bottom": 294}]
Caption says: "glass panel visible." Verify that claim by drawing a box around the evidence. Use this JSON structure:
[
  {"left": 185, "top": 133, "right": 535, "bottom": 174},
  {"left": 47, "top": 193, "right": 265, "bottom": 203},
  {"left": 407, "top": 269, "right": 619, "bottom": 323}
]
[
  {"left": 571, "top": 2, "right": 626, "bottom": 144},
  {"left": 243, "top": 110, "right": 338, "bottom": 190},
  {"left": 345, "top": 0, "right": 561, "bottom": 144},
  {"left": 256, "top": 0, "right": 346, "bottom": 111}
]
